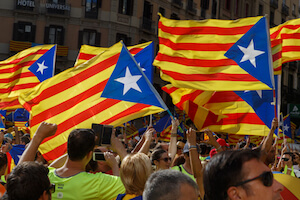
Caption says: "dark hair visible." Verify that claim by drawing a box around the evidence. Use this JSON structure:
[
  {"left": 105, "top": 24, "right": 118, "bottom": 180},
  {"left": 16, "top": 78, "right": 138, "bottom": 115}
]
[
  {"left": 6, "top": 162, "right": 50, "bottom": 200},
  {"left": 203, "top": 149, "right": 261, "bottom": 200},
  {"left": 199, "top": 143, "right": 212, "bottom": 156},
  {"left": 0, "top": 152, "right": 7, "bottom": 170},
  {"left": 143, "top": 169, "right": 198, "bottom": 200},
  {"left": 86, "top": 149, "right": 101, "bottom": 172},
  {"left": 20, "top": 136, "right": 30, "bottom": 145},
  {"left": 67, "top": 129, "right": 95, "bottom": 161},
  {"left": 151, "top": 149, "right": 167, "bottom": 164}
]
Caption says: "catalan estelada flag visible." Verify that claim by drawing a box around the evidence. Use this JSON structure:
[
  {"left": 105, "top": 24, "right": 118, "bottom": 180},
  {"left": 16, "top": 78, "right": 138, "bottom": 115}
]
[
  {"left": 5, "top": 144, "right": 25, "bottom": 175},
  {"left": 163, "top": 85, "right": 274, "bottom": 136},
  {"left": 0, "top": 45, "right": 56, "bottom": 109},
  {"left": 155, "top": 15, "right": 274, "bottom": 91},
  {"left": 18, "top": 42, "right": 161, "bottom": 161},
  {"left": 270, "top": 18, "right": 300, "bottom": 64}
]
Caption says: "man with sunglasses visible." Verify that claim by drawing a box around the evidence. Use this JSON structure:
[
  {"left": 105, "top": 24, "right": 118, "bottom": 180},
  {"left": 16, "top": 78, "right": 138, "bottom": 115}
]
[
  {"left": 203, "top": 149, "right": 283, "bottom": 200},
  {"left": 4, "top": 162, "right": 54, "bottom": 200}
]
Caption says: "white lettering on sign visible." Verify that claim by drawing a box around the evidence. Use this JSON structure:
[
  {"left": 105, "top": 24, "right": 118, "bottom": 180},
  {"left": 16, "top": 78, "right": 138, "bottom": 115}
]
[
  {"left": 17, "top": 0, "right": 35, "bottom": 7},
  {"left": 45, "top": 3, "right": 70, "bottom": 11}
]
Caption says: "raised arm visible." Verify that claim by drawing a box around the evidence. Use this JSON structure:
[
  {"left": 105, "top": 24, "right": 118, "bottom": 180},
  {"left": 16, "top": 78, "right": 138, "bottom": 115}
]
[
  {"left": 169, "top": 118, "right": 179, "bottom": 161},
  {"left": 110, "top": 129, "right": 127, "bottom": 161},
  {"left": 260, "top": 118, "right": 278, "bottom": 163},
  {"left": 138, "top": 127, "right": 155, "bottom": 155},
  {"left": 19, "top": 122, "right": 57, "bottom": 164},
  {"left": 186, "top": 128, "right": 204, "bottom": 199}
]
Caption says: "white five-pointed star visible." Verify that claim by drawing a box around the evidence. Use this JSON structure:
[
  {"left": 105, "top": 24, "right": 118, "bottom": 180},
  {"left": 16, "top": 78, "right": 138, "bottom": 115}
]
[
  {"left": 138, "top": 62, "right": 146, "bottom": 71},
  {"left": 283, "top": 124, "right": 290, "bottom": 133},
  {"left": 238, "top": 39, "right": 265, "bottom": 68},
  {"left": 36, "top": 60, "right": 48, "bottom": 74},
  {"left": 115, "top": 67, "right": 142, "bottom": 95},
  {"left": 244, "top": 90, "right": 263, "bottom": 98}
]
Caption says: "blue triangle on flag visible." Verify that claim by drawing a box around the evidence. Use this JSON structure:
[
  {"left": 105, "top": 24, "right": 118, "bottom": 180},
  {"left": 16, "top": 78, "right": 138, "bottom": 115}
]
[
  {"left": 283, "top": 115, "right": 292, "bottom": 138},
  {"left": 234, "top": 90, "right": 275, "bottom": 130},
  {"left": 28, "top": 45, "right": 56, "bottom": 82},
  {"left": 134, "top": 42, "right": 154, "bottom": 83},
  {"left": 225, "top": 17, "right": 274, "bottom": 89},
  {"left": 101, "top": 45, "right": 166, "bottom": 109}
]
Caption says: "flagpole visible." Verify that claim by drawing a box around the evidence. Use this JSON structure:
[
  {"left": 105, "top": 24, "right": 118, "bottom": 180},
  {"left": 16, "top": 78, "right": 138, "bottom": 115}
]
[
  {"left": 149, "top": 114, "right": 153, "bottom": 127},
  {"left": 166, "top": 109, "right": 183, "bottom": 133},
  {"left": 273, "top": 89, "right": 277, "bottom": 118}
]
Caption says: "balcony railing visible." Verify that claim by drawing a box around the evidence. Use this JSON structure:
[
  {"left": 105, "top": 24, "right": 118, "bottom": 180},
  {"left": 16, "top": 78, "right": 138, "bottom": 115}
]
[
  {"left": 172, "top": 0, "right": 183, "bottom": 8},
  {"left": 282, "top": 4, "right": 289, "bottom": 16},
  {"left": 270, "top": 0, "right": 278, "bottom": 9},
  {"left": 140, "top": 17, "right": 155, "bottom": 34}
]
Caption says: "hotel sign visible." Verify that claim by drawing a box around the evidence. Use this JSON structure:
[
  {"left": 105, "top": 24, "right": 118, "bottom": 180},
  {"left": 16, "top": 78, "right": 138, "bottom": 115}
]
[
  {"left": 45, "top": 3, "right": 70, "bottom": 11},
  {"left": 17, "top": 0, "right": 35, "bottom": 7}
]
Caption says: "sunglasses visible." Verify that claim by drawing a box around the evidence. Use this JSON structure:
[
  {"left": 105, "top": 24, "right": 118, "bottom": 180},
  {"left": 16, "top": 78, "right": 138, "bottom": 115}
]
[
  {"left": 282, "top": 157, "right": 290, "bottom": 161},
  {"left": 160, "top": 157, "right": 171, "bottom": 162},
  {"left": 47, "top": 183, "right": 55, "bottom": 193},
  {"left": 234, "top": 171, "right": 273, "bottom": 187}
]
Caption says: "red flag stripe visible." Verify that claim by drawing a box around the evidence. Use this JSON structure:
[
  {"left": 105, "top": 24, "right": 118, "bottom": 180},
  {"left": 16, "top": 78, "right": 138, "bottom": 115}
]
[
  {"left": 159, "top": 37, "right": 235, "bottom": 51},
  {"left": 30, "top": 80, "right": 109, "bottom": 127},
  {"left": 0, "top": 99, "right": 20, "bottom": 109},
  {"left": 207, "top": 91, "right": 244, "bottom": 103},
  {"left": 156, "top": 53, "right": 237, "bottom": 67},
  {"left": 282, "top": 46, "right": 300, "bottom": 52},
  {"left": 158, "top": 21, "right": 253, "bottom": 35},
  {"left": 40, "top": 98, "right": 121, "bottom": 143},
  {"left": 0, "top": 60, "right": 37, "bottom": 73},
  {"left": 0, "top": 72, "right": 35, "bottom": 83},
  {"left": 270, "top": 24, "right": 300, "bottom": 39},
  {"left": 161, "top": 69, "right": 260, "bottom": 82},
  {"left": 0, "top": 49, "right": 49, "bottom": 66},
  {"left": 0, "top": 82, "right": 39, "bottom": 94},
  {"left": 22, "top": 54, "right": 120, "bottom": 110}
]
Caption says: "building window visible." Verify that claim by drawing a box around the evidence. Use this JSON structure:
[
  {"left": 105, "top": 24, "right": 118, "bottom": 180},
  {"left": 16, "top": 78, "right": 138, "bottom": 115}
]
[
  {"left": 245, "top": 3, "right": 249, "bottom": 17},
  {"left": 85, "top": 0, "right": 100, "bottom": 19},
  {"left": 225, "top": 0, "right": 231, "bottom": 10},
  {"left": 235, "top": 0, "right": 239, "bottom": 16},
  {"left": 159, "top": 7, "right": 165, "bottom": 16},
  {"left": 118, "top": 0, "right": 133, "bottom": 16},
  {"left": 201, "top": 0, "right": 209, "bottom": 10},
  {"left": 288, "top": 74, "right": 294, "bottom": 93},
  {"left": 116, "top": 33, "right": 131, "bottom": 46},
  {"left": 258, "top": 4, "right": 263, "bottom": 16},
  {"left": 212, "top": 0, "right": 217, "bottom": 18},
  {"left": 78, "top": 29, "right": 100, "bottom": 48},
  {"left": 142, "top": 1, "right": 153, "bottom": 31},
  {"left": 13, "top": 21, "right": 36, "bottom": 42},
  {"left": 170, "top": 13, "right": 180, "bottom": 20},
  {"left": 270, "top": 10, "right": 275, "bottom": 26},
  {"left": 44, "top": 25, "right": 64, "bottom": 45}
]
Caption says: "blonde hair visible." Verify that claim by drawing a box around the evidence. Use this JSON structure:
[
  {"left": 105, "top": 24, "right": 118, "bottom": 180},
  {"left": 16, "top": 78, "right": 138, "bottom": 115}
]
[{"left": 120, "top": 153, "right": 152, "bottom": 195}]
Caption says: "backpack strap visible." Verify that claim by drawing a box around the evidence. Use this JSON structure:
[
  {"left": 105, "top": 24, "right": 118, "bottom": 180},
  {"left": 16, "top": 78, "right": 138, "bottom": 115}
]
[{"left": 178, "top": 165, "right": 182, "bottom": 172}]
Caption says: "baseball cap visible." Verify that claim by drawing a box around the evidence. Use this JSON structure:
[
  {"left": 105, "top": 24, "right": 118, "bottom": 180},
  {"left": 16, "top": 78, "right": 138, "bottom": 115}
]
[
  {"left": 217, "top": 138, "right": 229, "bottom": 147},
  {"left": 183, "top": 143, "right": 200, "bottom": 154},
  {"left": 4, "top": 133, "right": 13, "bottom": 142},
  {"left": 209, "top": 148, "right": 218, "bottom": 158}
]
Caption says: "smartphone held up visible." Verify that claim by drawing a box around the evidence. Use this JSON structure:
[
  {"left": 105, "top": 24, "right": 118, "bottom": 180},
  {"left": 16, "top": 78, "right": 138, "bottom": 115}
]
[{"left": 92, "top": 123, "right": 114, "bottom": 146}]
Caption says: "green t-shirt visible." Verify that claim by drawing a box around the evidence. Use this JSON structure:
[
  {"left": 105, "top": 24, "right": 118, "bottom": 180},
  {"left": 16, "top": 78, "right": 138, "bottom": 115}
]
[
  {"left": 48, "top": 167, "right": 125, "bottom": 200},
  {"left": 171, "top": 165, "right": 196, "bottom": 182}
]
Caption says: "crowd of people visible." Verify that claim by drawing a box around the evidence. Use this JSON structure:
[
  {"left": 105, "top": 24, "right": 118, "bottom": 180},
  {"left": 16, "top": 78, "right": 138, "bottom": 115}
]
[{"left": 0, "top": 117, "right": 299, "bottom": 200}]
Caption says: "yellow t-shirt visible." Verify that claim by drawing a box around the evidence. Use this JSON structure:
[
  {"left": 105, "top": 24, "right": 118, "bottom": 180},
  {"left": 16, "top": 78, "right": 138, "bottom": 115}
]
[{"left": 48, "top": 167, "right": 125, "bottom": 200}]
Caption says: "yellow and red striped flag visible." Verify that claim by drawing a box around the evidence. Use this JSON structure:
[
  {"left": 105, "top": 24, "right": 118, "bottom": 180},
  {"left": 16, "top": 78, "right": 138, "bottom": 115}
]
[
  {"left": 19, "top": 42, "right": 164, "bottom": 161},
  {"left": 270, "top": 18, "right": 300, "bottom": 63},
  {"left": 155, "top": 15, "right": 274, "bottom": 91},
  {"left": 163, "top": 85, "right": 272, "bottom": 136},
  {"left": 0, "top": 45, "right": 56, "bottom": 109},
  {"left": 75, "top": 42, "right": 152, "bottom": 67}
]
